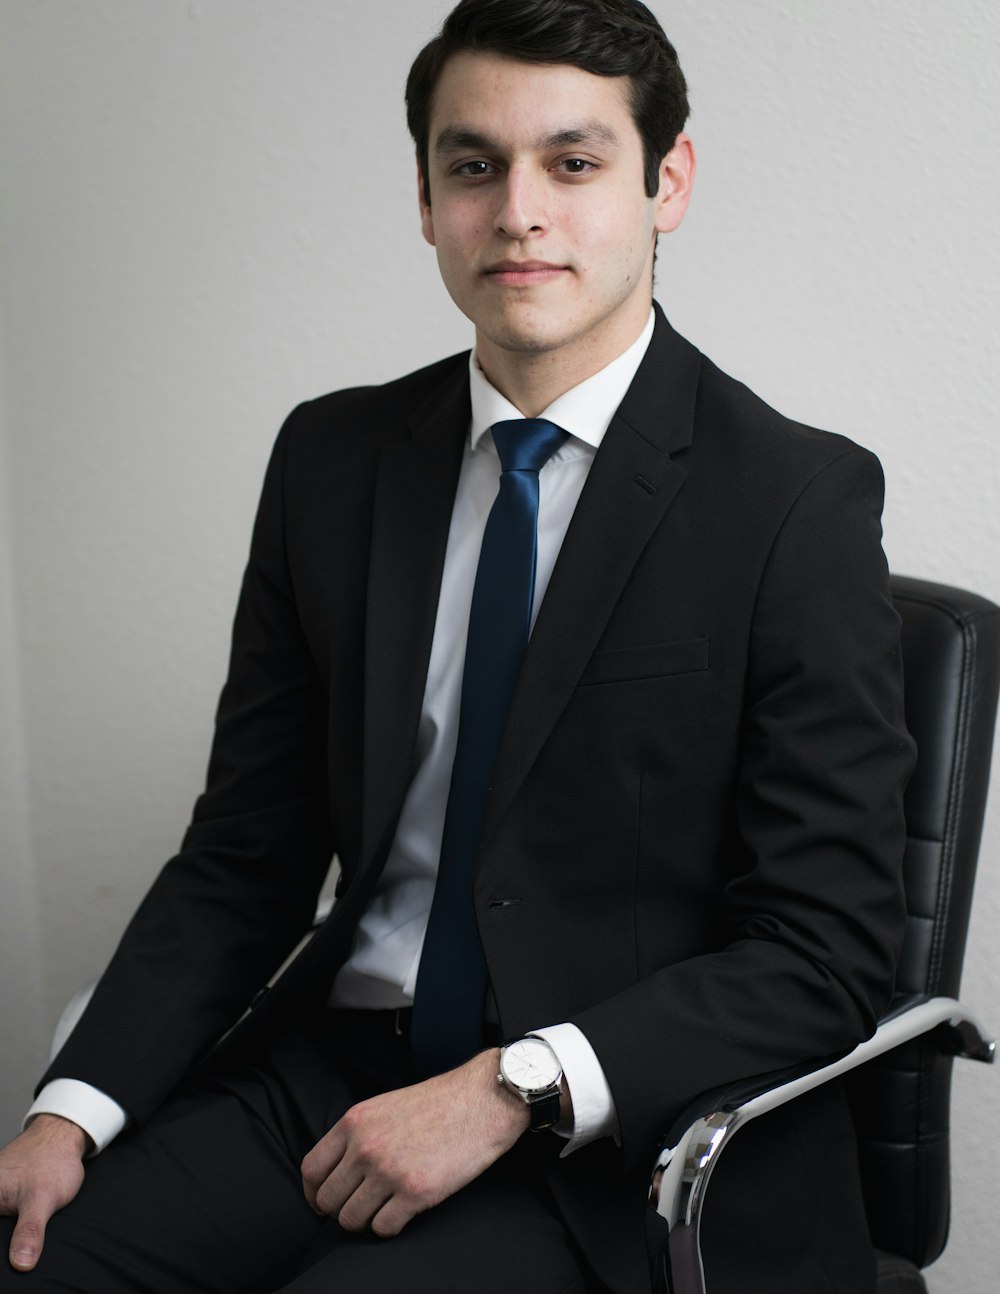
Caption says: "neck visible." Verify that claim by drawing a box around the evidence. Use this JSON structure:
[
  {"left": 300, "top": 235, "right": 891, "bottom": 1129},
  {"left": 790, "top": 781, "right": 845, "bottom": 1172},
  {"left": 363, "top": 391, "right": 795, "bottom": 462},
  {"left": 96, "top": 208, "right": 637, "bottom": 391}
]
[{"left": 474, "top": 309, "right": 652, "bottom": 419}]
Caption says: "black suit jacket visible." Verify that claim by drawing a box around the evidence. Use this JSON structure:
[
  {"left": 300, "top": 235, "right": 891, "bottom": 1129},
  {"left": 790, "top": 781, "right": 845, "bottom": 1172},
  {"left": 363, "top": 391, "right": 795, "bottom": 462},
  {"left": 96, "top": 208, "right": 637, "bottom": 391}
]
[{"left": 45, "top": 307, "right": 915, "bottom": 1293}]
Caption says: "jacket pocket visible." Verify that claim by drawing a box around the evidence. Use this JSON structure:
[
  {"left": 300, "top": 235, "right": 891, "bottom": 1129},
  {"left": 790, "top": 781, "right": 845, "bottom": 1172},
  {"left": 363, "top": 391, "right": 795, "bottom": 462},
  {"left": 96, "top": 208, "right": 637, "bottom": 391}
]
[{"left": 577, "top": 636, "right": 710, "bottom": 686}]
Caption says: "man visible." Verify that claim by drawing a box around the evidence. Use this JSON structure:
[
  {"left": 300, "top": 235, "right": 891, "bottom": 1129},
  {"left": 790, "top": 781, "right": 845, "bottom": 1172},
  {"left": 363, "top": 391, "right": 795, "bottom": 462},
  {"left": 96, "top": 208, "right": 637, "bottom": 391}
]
[{"left": 0, "top": 2, "right": 914, "bottom": 1291}]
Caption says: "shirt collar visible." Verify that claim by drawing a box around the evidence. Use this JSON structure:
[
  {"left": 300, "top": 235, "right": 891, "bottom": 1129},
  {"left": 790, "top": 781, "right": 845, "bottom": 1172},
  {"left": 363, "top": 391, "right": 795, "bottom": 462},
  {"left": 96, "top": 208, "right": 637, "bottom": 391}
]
[{"left": 468, "top": 308, "right": 655, "bottom": 456}]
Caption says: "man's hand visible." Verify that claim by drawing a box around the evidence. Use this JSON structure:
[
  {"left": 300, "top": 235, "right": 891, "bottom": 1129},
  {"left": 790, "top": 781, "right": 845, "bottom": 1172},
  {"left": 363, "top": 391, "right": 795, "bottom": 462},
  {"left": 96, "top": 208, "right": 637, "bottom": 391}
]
[
  {"left": 301, "top": 1047, "right": 529, "bottom": 1237},
  {"left": 0, "top": 1115, "right": 89, "bottom": 1271}
]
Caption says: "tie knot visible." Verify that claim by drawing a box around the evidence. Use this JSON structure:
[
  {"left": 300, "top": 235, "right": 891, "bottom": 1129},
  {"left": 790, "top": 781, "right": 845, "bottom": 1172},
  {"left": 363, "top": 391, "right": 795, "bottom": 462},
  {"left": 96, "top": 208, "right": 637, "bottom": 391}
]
[{"left": 491, "top": 419, "right": 567, "bottom": 475}]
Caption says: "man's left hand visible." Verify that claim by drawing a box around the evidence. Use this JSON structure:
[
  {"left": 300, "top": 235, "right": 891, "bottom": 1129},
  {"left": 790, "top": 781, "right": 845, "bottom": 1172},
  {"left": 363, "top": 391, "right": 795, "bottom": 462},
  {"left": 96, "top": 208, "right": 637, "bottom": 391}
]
[{"left": 300, "top": 1047, "right": 529, "bottom": 1237}]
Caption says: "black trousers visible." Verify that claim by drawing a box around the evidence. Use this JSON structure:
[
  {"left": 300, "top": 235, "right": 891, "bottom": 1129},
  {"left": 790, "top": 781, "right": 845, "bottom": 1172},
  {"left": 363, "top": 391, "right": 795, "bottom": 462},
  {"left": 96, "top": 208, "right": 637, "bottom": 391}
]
[{"left": 0, "top": 1011, "right": 602, "bottom": 1294}]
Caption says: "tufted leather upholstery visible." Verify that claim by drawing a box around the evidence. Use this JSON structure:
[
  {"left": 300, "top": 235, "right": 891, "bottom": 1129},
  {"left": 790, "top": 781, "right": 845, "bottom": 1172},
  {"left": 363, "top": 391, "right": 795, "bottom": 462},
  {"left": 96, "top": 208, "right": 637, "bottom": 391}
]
[{"left": 845, "top": 576, "right": 1000, "bottom": 1283}]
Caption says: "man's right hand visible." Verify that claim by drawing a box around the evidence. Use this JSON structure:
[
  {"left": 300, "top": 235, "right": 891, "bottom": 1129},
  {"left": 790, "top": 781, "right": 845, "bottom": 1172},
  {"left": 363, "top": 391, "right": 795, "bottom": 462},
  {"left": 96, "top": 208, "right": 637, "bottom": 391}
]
[{"left": 0, "top": 1114, "right": 89, "bottom": 1272}]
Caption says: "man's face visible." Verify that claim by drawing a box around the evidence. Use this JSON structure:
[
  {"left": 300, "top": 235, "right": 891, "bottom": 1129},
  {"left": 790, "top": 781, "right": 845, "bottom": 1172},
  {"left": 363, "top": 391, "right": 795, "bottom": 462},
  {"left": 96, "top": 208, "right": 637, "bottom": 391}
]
[{"left": 419, "top": 52, "right": 692, "bottom": 377}]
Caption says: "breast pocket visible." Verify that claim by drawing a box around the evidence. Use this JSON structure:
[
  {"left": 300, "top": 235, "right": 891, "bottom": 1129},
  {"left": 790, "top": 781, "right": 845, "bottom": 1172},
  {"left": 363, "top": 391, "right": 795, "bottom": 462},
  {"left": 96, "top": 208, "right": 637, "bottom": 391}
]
[{"left": 577, "top": 636, "right": 710, "bottom": 687}]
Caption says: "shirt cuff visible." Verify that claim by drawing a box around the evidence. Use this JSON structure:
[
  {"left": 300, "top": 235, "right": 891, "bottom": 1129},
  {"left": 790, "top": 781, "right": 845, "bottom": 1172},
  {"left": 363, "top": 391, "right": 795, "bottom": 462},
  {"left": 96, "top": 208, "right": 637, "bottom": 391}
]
[
  {"left": 24, "top": 1079, "right": 129, "bottom": 1155},
  {"left": 528, "top": 1022, "right": 619, "bottom": 1157}
]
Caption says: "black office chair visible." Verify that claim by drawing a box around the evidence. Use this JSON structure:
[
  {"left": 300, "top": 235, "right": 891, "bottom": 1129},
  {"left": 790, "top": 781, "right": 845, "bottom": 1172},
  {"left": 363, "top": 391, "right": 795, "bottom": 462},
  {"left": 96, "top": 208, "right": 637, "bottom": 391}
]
[{"left": 651, "top": 575, "right": 1000, "bottom": 1294}]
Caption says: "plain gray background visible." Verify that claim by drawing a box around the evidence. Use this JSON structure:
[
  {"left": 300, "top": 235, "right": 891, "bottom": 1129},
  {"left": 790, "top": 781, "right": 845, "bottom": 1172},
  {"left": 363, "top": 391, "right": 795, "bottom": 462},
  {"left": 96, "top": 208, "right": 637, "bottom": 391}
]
[{"left": 1, "top": 3, "right": 997, "bottom": 1288}]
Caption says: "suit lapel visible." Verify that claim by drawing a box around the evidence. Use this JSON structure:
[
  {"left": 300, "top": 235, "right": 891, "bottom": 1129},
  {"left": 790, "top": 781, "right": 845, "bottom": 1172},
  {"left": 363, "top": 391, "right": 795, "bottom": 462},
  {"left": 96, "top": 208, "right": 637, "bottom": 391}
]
[
  {"left": 360, "top": 362, "right": 469, "bottom": 873},
  {"left": 481, "top": 310, "right": 703, "bottom": 848},
  {"left": 357, "top": 312, "right": 703, "bottom": 873}
]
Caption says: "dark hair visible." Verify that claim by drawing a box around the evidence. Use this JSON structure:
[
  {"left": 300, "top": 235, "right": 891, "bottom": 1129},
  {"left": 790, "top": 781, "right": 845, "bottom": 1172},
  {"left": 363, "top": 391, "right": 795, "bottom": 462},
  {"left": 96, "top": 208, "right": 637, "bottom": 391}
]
[{"left": 406, "top": 0, "right": 689, "bottom": 205}]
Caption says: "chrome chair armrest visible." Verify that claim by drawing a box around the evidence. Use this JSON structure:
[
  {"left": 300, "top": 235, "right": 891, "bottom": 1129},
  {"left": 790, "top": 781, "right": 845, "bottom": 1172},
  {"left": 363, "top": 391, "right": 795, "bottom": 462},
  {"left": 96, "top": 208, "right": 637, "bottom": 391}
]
[{"left": 650, "top": 996, "right": 994, "bottom": 1294}]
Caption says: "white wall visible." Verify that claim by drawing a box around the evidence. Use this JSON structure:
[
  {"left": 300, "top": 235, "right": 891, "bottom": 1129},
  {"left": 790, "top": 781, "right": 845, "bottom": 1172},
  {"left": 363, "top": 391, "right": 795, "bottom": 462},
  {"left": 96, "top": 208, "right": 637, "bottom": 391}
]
[
  {"left": 1, "top": 1, "right": 996, "bottom": 1286},
  {"left": 0, "top": 326, "right": 46, "bottom": 1127}
]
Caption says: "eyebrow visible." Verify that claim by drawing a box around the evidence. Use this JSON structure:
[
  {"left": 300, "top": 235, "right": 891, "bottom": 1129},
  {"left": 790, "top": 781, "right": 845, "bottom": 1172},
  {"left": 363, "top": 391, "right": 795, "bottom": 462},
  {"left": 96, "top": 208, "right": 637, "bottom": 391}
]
[{"left": 433, "top": 121, "right": 621, "bottom": 157}]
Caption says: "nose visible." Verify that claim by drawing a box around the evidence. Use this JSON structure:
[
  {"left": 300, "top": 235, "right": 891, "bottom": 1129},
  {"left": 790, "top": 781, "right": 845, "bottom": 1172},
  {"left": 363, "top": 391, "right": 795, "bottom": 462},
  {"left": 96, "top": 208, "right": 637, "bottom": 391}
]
[{"left": 493, "top": 165, "right": 548, "bottom": 240}]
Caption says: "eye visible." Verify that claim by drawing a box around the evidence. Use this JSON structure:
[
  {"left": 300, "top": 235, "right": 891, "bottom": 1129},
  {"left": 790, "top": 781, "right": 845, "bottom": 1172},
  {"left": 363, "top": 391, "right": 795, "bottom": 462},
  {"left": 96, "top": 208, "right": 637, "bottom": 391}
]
[
  {"left": 453, "top": 160, "right": 498, "bottom": 179},
  {"left": 555, "top": 158, "right": 597, "bottom": 176}
]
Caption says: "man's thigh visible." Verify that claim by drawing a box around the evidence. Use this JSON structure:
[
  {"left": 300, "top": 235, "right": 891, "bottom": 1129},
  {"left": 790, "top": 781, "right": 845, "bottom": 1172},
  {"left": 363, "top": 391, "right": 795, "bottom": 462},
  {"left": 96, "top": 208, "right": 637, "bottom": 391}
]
[
  {"left": 279, "top": 1137, "right": 602, "bottom": 1294},
  {"left": 0, "top": 1024, "right": 342, "bottom": 1294}
]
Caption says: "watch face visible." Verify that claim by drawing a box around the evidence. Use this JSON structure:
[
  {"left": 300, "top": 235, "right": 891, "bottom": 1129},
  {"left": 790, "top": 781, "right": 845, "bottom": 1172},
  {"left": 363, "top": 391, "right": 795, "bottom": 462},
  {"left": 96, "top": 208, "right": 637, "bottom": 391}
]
[{"left": 501, "top": 1038, "right": 561, "bottom": 1092}]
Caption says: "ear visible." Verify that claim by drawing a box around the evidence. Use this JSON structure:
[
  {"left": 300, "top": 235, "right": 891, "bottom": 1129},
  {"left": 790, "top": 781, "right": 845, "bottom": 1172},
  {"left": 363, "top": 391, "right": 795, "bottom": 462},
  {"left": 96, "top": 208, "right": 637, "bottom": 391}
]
[
  {"left": 653, "top": 132, "right": 696, "bottom": 235},
  {"left": 417, "top": 160, "right": 436, "bottom": 247}
]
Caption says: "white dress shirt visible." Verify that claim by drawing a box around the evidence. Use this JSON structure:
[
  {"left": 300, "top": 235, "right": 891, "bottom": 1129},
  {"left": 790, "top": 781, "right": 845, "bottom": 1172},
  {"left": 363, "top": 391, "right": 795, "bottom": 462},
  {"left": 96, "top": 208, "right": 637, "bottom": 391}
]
[{"left": 27, "top": 310, "right": 656, "bottom": 1156}]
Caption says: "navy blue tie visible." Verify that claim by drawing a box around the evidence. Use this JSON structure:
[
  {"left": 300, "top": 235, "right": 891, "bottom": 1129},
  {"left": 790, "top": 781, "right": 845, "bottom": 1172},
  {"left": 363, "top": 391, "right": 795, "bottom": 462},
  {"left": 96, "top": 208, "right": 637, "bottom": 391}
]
[{"left": 410, "top": 418, "right": 568, "bottom": 1077}]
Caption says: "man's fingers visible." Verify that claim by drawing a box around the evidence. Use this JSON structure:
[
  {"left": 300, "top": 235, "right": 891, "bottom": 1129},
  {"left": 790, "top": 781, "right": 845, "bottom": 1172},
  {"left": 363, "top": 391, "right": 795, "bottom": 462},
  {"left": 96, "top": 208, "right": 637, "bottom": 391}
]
[
  {"left": 336, "top": 1176, "right": 394, "bottom": 1233},
  {"left": 8, "top": 1201, "right": 51, "bottom": 1272},
  {"left": 312, "top": 1157, "right": 367, "bottom": 1222},
  {"left": 370, "top": 1193, "right": 423, "bottom": 1238},
  {"left": 301, "top": 1147, "right": 334, "bottom": 1211},
  {"left": 301, "top": 1122, "right": 350, "bottom": 1212}
]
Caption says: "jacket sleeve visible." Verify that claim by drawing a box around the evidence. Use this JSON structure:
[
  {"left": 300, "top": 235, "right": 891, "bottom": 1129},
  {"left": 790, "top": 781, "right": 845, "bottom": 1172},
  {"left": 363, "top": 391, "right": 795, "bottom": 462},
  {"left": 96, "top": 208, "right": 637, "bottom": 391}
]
[
  {"left": 39, "top": 407, "right": 337, "bottom": 1123},
  {"left": 569, "top": 445, "right": 915, "bottom": 1170}
]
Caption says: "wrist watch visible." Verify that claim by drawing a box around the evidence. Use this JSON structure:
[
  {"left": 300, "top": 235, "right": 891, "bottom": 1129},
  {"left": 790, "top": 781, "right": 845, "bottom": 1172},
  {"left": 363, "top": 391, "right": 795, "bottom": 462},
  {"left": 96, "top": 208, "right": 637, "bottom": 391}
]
[{"left": 497, "top": 1036, "right": 564, "bottom": 1131}]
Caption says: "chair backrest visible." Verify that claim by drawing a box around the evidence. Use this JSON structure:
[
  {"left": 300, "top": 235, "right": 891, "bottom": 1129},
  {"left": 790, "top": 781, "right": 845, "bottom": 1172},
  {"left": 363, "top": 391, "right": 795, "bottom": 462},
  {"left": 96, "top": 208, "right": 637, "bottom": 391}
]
[{"left": 846, "top": 574, "right": 1000, "bottom": 1267}]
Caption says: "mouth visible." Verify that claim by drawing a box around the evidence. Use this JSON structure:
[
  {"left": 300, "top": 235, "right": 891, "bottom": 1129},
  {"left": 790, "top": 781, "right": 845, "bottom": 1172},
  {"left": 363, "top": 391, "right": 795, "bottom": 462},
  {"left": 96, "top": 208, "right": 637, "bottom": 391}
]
[{"left": 482, "top": 260, "right": 569, "bottom": 287}]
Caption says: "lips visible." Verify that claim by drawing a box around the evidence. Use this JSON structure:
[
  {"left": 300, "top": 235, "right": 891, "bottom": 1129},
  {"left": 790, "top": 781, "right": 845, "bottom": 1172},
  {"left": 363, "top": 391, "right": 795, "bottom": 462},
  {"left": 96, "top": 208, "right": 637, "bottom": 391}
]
[{"left": 483, "top": 260, "right": 568, "bottom": 286}]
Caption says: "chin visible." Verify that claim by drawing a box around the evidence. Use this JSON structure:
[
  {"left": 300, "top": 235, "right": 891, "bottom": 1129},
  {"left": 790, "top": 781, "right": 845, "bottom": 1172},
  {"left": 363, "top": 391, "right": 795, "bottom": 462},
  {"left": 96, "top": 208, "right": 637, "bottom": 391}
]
[{"left": 480, "top": 309, "right": 576, "bottom": 357}]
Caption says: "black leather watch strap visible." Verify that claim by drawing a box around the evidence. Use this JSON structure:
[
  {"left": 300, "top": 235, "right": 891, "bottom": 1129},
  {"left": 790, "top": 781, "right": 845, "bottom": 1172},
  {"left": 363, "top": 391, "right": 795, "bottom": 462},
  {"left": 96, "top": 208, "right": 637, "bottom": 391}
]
[{"left": 527, "top": 1090, "right": 561, "bottom": 1131}]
